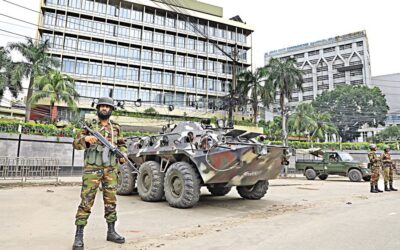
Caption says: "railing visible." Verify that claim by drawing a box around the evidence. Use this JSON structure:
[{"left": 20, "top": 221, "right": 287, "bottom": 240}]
[{"left": 0, "top": 157, "right": 60, "bottom": 182}]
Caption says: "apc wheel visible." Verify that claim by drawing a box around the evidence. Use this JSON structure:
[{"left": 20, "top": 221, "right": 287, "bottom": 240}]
[
  {"left": 137, "top": 161, "right": 164, "bottom": 201},
  {"left": 237, "top": 180, "right": 269, "bottom": 200},
  {"left": 305, "top": 168, "right": 317, "bottom": 180},
  {"left": 348, "top": 169, "right": 362, "bottom": 182},
  {"left": 117, "top": 163, "right": 137, "bottom": 195},
  {"left": 207, "top": 185, "right": 232, "bottom": 196},
  {"left": 318, "top": 174, "right": 328, "bottom": 180},
  {"left": 363, "top": 176, "right": 371, "bottom": 182},
  {"left": 164, "top": 161, "right": 201, "bottom": 208}
]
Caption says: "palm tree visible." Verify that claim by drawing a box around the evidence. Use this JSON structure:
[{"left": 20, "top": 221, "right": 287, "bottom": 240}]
[
  {"left": 309, "top": 112, "right": 337, "bottom": 144},
  {"left": 29, "top": 70, "right": 79, "bottom": 122},
  {"left": 0, "top": 47, "right": 22, "bottom": 99},
  {"left": 236, "top": 67, "right": 275, "bottom": 125},
  {"left": 8, "top": 38, "right": 60, "bottom": 121},
  {"left": 266, "top": 57, "right": 304, "bottom": 146},
  {"left": 289, "top": 102, "right": 316, "bottom": 135}
]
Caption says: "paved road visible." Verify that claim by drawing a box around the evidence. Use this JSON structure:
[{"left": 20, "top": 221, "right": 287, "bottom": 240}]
[{"left": 0, "top": 177, "right": 399, "bottom": 250}]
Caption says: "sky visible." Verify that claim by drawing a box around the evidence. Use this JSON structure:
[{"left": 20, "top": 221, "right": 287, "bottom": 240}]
[{"left": 0, "top": 0, "right": 399, "bottom": 78}]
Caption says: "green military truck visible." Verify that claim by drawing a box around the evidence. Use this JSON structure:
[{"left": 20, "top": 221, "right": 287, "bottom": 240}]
[{"left": 295, "top": 148, "right": 371, "bottom": 182}]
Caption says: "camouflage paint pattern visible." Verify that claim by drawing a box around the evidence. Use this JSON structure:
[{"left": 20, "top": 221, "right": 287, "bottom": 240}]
[
  {"left": 73, "top": 118, "right": 125, "bottom": 226},
  {"left": 75, "top": 165, "right": 118, "bottom": 226},
  {"left": 127, "top": 121, "right": 287, "bottom": 187},
  {"left": 368, "top": 151, "right": 381, "bottom": 185},
  {"left": 382, "top": 151, "right": 394, "bottom": 185}
]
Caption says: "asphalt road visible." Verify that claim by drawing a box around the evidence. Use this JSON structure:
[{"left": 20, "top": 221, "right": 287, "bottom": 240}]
[{"left": 0, "top": 176, "right": 399, "bottom": 250}]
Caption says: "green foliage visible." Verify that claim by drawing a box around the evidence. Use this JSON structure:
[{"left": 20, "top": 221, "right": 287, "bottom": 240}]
[
  {"left": 376, "top": 125, "right": 400, "bottom": 141},
  {"left": 122, "top": 131, "right": 152, "bottom": 137},
  {"left": 0, "top": 47, "right": 22, "bottom": 98},
  {"left": 266, "top": 140, "right": 397, "bottom": 150},
  {"left": 143, "top": 107, "right": 159, "bottom": 115},
  {"left": 312, "top": 85, "right": 389, "bottom": 142},
  {"left": 0, "top": 120, "right": 75, "bottom": 137},
  {"left": 260, "top": 116, "right": 282, "bottom": 141}
]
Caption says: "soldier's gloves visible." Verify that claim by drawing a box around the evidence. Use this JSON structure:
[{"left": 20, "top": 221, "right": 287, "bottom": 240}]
[{"left": 85, "top": 136, "right": 98, "bottom": 144}]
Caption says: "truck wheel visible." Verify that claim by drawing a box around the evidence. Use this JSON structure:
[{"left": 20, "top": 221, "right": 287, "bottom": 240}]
[
  {"left": 305, "top": 169, "right": 317, "bottom": 180},
  {"left": 137, "top": 161, "right": 164, "bottom": 201},
  {"left": 237, "top": 180, "right": 269, "bottom": 200},
  {"left": 362, "top": 176, "right": 371, "bottom": 181},
  {"left": 164, "top": 161, "right": 201, "bottom": 208},
  {"left": 318, "top": 174, "right": 328, "bottom": 180},
  {"left": 348, "top": 169, "right": 362, "bottom": 182},
  {"left": 117, "top": 163, "right": 137, "bottom": 195},
  {"left": 207, "top": 184, "right": 231, "bottom": 196}
]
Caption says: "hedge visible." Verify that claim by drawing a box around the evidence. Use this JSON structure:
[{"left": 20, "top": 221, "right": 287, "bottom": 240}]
[{"left": 267, "top": 140, "right": 398, "bottom": 150}]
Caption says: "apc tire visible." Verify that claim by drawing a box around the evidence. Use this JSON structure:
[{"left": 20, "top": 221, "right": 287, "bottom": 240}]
[
  {"left": 305, "top": 168, "right": 317, "bottom": 180},
  {"left": 348, "top": 169, "right": 362, "bottom": 182},
  {"left": 318, "top": 174, "right": 328, "bottom": 180},
  {"left": 237, "top": 180, "right": 269, "bottom": 200},
  {"left": 164, "top": 161, "right": 201, "bottom": 208},
  {"left": 207, "top": 185, "right": 232, "bottom": 196},
  {"left": 137, "top": 161, "right": 164, "bottom": 202},
  {"left": 117, "top": 163, "right": 137, "bottom": 195},
  {"left": 363, "top": 176, "right": 371, "bottom": 182}
]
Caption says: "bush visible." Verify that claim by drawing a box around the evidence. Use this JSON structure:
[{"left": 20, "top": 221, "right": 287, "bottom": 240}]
[
  {"left": 264, "top": 140, "right": 396, "bottom": 150},
  {"left": 0, "top": 120, "right": 75, "bottom": 137}
]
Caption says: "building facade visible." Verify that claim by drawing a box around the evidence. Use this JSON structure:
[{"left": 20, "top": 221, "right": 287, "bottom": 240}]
[
  {"left": 264, "top": 31, "right": 371, "bottom": 112},
  {"left": 38, "top": 0, "right": 253, "bottom": 118}
]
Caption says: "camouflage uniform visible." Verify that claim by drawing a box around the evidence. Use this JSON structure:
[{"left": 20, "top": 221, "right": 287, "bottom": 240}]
[
  {"left": 382, "top": 151, "right": 393, "bottom": 186},
  {"left": 368, "top": 150, "right": 381, "bottom": 186},
  {"left": 73, "top": 119, "right": 126, "bottom": 226}
]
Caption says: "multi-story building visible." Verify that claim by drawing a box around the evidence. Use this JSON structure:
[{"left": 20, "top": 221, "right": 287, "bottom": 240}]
[
  {"left": 264, "top": 31, "right": 371, "bottom": 112},
  {"left": 37, "top": 0, "right": 253, "bottom": 119}
]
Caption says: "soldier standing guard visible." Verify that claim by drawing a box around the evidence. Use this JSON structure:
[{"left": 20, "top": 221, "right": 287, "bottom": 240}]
[
  {"left": 381, "top": 145, "right": 398, "bottom": 192},
  {"left": 72, "top": 97, "right": 126, "bottom": 250},
  {"left": 368, "top": 144, "right": 383, "bottom": 193}
]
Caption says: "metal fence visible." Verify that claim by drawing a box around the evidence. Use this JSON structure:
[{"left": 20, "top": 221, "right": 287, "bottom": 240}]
[{"left": 0, "top": 157, "right": 59, "bottom": 182}]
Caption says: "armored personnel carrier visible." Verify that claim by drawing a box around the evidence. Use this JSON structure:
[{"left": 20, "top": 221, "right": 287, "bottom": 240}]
[{"left": 117, "top": 119, "right": 288, "bottom": 208}]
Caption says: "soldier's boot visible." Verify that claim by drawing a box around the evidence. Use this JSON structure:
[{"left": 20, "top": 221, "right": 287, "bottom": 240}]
[
  {"left": 370, "top": 185, "right": 378, "bottom": 193},
  {"left": 72, "top": 225, "right": 84, "bottom": 250},
  {"left": 107, "top": 222, "right": 125, "bottom": 244},
  {"left": 384, "top": 184, "right": 391, "bottom": 192},
  {"left": 390, "top": 183, "right": 398, "bottom": 191},
  {"left": 375, "top": 185, "right": 383, "bottom": 193}
]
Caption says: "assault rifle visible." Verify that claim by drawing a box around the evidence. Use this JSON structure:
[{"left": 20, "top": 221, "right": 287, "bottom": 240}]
[{"left": 81, "top": 121, "right": 139, "bottom": 173}]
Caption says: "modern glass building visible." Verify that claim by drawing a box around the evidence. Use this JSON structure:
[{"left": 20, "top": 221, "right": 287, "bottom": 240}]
[
  {"left": 264, "top": 31, "right": 371, "bottom": 113},
  {"left": 37, "top": 0, "right": 253, "bottom": 117}
]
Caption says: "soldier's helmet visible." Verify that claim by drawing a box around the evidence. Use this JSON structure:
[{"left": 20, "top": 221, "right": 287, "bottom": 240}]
[
  {"left": 384, "top": 145, "right": 390, "bottom": 151},
  {"left": 96, "top": 97, "right": 116, "bottom": 110},
  {"left": 369, "top": 144, "right": 377, "bottom": 150}
]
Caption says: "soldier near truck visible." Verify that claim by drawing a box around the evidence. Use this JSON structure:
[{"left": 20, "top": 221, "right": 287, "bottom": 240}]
[
  {"left": 72, "top": 97, "right": 126, "bottom": 250},
  {"left": 368, "top": 144, "right": 383, "bottom": 193},
  {"left": 381, "top": 146, "right": 398, "bottom": 192}
]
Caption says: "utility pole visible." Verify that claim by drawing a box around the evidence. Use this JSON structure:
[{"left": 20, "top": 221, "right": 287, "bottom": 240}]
[{"left": 228, "top": 44, "right": 238, "bottom": 127}]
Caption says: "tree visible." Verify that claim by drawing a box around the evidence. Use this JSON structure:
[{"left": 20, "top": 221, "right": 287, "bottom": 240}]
[
  {"left": 0, "top": 47, "right": 22, "bottom": 99},
  {"left": 288, "top": 102, "right": 316, "bottom": 134},
  {"left": 376, "top": 126, "right": 400, "bottom": 142},
  {"left": 309, "top": 112, "right": 337, "bottom": 142},
  {"left": 237, "top": 67, "right": 274, "bottom": 124},
  {"left": 266, "top": 57, "right": 304, "bottom": 146},
  {"left": 8, "top": 38, "right": 60, "bottom": 121},
  {"left": 261, "top": 116, "right": 282, "bottom": 141},
  {"left": 312, "top": 85, "right": 389, "bottom": 142},
  {"left": 29, "top": 71, "right": 78, "bottom": 122}
]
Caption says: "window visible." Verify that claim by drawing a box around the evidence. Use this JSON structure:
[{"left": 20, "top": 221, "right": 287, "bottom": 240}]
[
  {"left": 104, "top": 43, "right": 117, "bottom": 57},
  {"left": 207, "top": 60, "right": 214, "bottom": 72},
  {"left": 140, "top": 69, "right": 151, "bottom": 82},
  {"left": 42, "top": 33, "right": 53, "bottom": 46},
  {"left": 153, "top": 51, "right": 163, "bottom": 64},
  {"left": 131, "top": 28, "right": 141, "bottom": 40},
  {"left": 115, "top": 66, "right": 127, "bottom": 80},
  {"left": 152, "top": 70, "right": 162, "bottom": 84},
  {"left": 68, "top": 0, "right": 80, "bottom": 9},
  {"left": 175, "top": 74, "right": 184, "bottom": 87},
  {"left": 120, "top": 3, "right": 131, "bottom": 19},
  {"left": 323, "top": 47, "right": 335, "bottom": 53},
  {"left": 151, "top": 90, "right": 162, "bottom": 104},
  {"left": 117, "top": 45, "right": 129, "bottom": 58},
  {"left": 154, "top": 32, "right": 164, "bottom": 45},
  {"left": 163, "top": 92, "right": 174, "bottom": 104},
  {"left": 177, "top": 36, "right": 185, "bottom": 48},
  {"left": 208, "top": 78, "right": 215, "bottom": 90},
  {"left": 62, "top": 58, "right": 75, "bottom": 73},
  {"left": 142, "top": 49, "right": 152, "bottom": 62},
  {"left": 53, "top": 35, "right": 63, "bottom": 49},
  {"left": 166, "top": 16, "right": 175, "bottom": 27},
  {"left": 107, "top": 0, "right": 119, "bottom": 17},
  {"left": 176, "top": 55, "right": 185, "bottom": 68},
  {"left": 132, "top": 7, "right": 142, "bottom": 21},
  {"left": 164, "top": 53, "right": 174, "bottom": 66},
  {"left": 88, "top": 62, "right": 102, "bottom": 76},
  {"left": 94, "top": 0, "right": 107, "bottom": 15},
  {"left": 177, "top": 18, "right": 185, "bottom": 30},
  {"left": 126, "top": 88, "right": 138, "bottom": 101},
  {"left": 140, "top": 89, "right": 150, "bottom": 102},
  {"left": 144, "top": 10, "right": 154, "bottom": 23},
  {"left": 143, "top": 30, "right": 153, "bottom": 42},
  {"left": 44, "top": 12, "right": 56, "bottom": 26},
  {"left": 308, "top": 50, "right": 319, "bottom": 56},
  {"left": 215, "top": 62, "right": 223, "bottom": 73},
  {"left": 207, "top": 42, "right": 214, "bottom": 54},
  {"left": 197, "top": 77, "right": 205, "bottom": 89},
  {"left": 165, "top": 34, "right": 175, "bottom": 47},
  {"left": 196, "top": 40, "right": 204, "bottom": 52},
  {"left": 187, "top": 38, "right": 195, "bottom": 50},
  {"left": 186, "top": 75, "right": 194, "bottom": 89},
  {"left": 357, "top": 41, "right": 363, "bottom": 47},
  {"left": 114, "top": 87, "right": 126, "bottom": 100},
  {"left": 118, "top": 26, "right": 130, "bottom": 38},
  {"left": 196, "top": 58, "right": 204, "bottom": 71},
  {"left": 102, "top": 63, "right": 115, "bottom": 78},
  {"left": 155, "top": 14, "right": 165, "bottom": 26},
  {"left": 128, "top": 67, "right": 139, "bottom": 81},
  {"left": 164, "top": 72, "right": 173, "bottom": 85},
  {"left": 56, "top": 14, "right": 65, "bottom": 27},
  {"left": 74, "top": 60, "right": 87, "bottom": 75},
  {"left": 186, "top": 56, "right": 195, "bottom": 69},
  {"left": 176, "top": 93, "right": 185, "bottom": 107},
  {"left": 339, "top": 43, "right": 352, "bottom": 50},
  {"left": 130, "top": 47, "right": 140, "bottom": 60},
  {"left": 82, "top": 0, "right": 94, "bottom": 11}
]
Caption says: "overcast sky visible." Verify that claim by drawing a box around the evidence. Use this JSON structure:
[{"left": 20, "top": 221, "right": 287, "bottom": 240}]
[{"left": 0, "top": 0, "right": 399, "bottom": 77}]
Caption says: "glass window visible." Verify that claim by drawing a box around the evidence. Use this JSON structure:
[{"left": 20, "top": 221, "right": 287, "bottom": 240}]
[
  {"left": 177, "top": 36, "right": 185, "bottom": 48},
  {"left": 165, "top": 34, "right": 175, "bottom": 47},
  {"left": 42, "top": 33, "right": 53, "bottom": 47},
  {"left": 120, "top": 3, "right": 131, "bottom": 19},
  {"left": 53, "top": 35, "right": 63, "bottom": 49},
  {"left": 154, "top": 32, "right": 164, "bottom": 45},
  {"left": 186, "top": 94, "right": 196, "bottom": 107},
  {"left": 177, "top": 18, "right": 185, "bottom": 30},
  {"left": 208, "top": 26, "right": 215, "bottom": 37},
  {"left": 207, "top": 42, "right": 214, "bottom": 54},
  {"left": 152, "top": 70, "right": 162, "bottom": 85},
  {"left": 196, "top": 58, "right": 204, "bottom": 71},
  {"left": 142, "top": 49, "right": 152, "bottom": 62},
  {"left": 82, "top": 0, "right": 94, "bottom": 11},
  {"left": 115, "top": 66, "right": 127, "bottom": 80},
  {"left": 114, "top": 87, "right": 126, "bottom": 100},
  {"left": 208, "top": 78, "right": 215, "bottom": 90},
  {"left": 175, "top": 74, "right": 184, "bottom": 87},
  {"left": 186, "top": 38, "right": 195, "bottom": 50},
  {"left": 164, "top": 53, "right": 174, "bottom": 66},
  {"left": 104, "top": 43, "right": 117, "bottom": 57},
  {"left": 196, "top": 40, "right": 204, "bottom": 52},
  {"left": 143, "top": 30, "right": 153, "bottom": 42},
  {"left": 163, "top": 91, "right": 174, "bottom": 104},
  {"left": 132, "top": 7, "right": 142, "bottom": 21},
  {"left": 117, "top": 45, "right": 129, "bottom": 58},
  {"left": 155, "top": 14, "right": 165, "bottom": 26},
  {"left": 207, "top": 60, "right": 214, "bottom": 72},
  {"left": 88, "top": 62, "right": 102, "bottom": 76},
  {"left": 176, "top": 55, "right": 185, "bottom": 68},
  {"left": 94, "top": 0, "right": 107, "bottom": 14},
  {"left": 176, "top": 93, "right": 185, "bottom": 107},
  {"left": 166, "top": 16, "right": 175, "bottom": 27},
  {"left": 130, "top": 47, "right": 140, "bottom": 60},
  {"left": 44, "top": 12, "right": 56, "bottom": 26},
  {"left": 151, "top": 90, "right": 162, "bottom": 104},
  {"left": 140, "top": 89, "right": 150, "bottom": 102},
  {"left": 118, "top": 26, "right": 130, "bottom": 38},
  {"left": 68, "top": 0, "right": 80, "bottom": 8},
  {"left": 56, "top": 14, "right": 65, "bottom": 27},
  {"left": 100, "top": 85, "right": 112, "bottom": 98},
  {"left": 186, "top": 75, "right": 194, "bottom": 89},
  {"left": 102, "top": 63, "right": 115, "bottom": 78},
  {"left": 140, "top": 69, "right": 151, "bottom": 82},
  {"left": 153, "top": 51, "right": 163, "bottom": 64},
  {"left": 196, "top": 77, "right": 205, "bottom": 89},
  {"left": 128, "top": 67, "right": 139, "bottom": 81},
  {"left": 76, "top": 60, "right": 88, "bottom": 75},
  {"left": 62, "top": 58, "right": 75, "bottom": 73},
  {"left": 186, "top": 56, "right": 195, "bottom": 69},
  {"left": 126, "top": 88, "right": 138, "bottom": 101},
  {"left": 107, "top": 0, "right": 119, "bottom": 17},
  {"left": 131, "top": 28, "right": 141, "bottom": 40},
  {"left": 164, "top": 72, "right": 173, "bottom": 85},
  {"left": 144, "top": 10, "right": 154, "bottom": 23}
]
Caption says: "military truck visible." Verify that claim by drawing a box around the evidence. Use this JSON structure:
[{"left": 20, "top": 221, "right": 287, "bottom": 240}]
[
  {"left": 117, "top": 119, "right": 288, "bottom": 208},
  {"left": 295, "top": 148, "right": 371, "bottom": 182}
]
